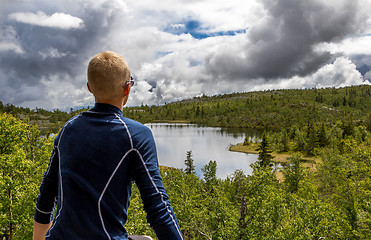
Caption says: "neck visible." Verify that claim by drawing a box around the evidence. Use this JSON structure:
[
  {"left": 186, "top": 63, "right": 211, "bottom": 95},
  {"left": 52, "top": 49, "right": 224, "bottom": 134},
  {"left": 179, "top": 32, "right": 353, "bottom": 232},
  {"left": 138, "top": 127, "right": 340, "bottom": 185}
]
[{"left": 95, "top": 98, "right": 125, "bottom": 110}]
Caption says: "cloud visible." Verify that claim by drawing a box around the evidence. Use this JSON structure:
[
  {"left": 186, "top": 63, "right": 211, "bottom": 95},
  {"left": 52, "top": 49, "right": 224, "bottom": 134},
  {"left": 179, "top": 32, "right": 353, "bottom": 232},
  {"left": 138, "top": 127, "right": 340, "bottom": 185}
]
[
  {"left": 38, "top": 47, "right": 68, "bottom": 59},
  {"left": 8, "top": 11, "right": 84, "bottom": 29},
  {"left": 248, "top": 57, "right": 369, "bottom": 91},
  {"left": 0, "top": 0, "right": 130, "bottom": 109},
  {"left": 0, "top": 42, "right": 23, "bottom": 54},
  {"left": 0, "top": 0, "right": 370, "bottom": 110},
  {"left": 205, "top": 0, "right": 370, "bottom": 81},
  {"left": 365, "top": 71, "right": 371, "bottom": 81},
  {"left": 319, "top": 36, "right": 371, "bottom": 56},
  {"left": 0, "top": 26, "right": 23, "bottom": 53}
]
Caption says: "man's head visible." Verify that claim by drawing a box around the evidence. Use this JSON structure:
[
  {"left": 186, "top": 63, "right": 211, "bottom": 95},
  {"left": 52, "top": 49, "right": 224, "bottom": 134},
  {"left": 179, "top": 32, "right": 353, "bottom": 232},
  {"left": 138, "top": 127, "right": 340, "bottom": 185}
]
[{"left": 87, "top": 51, "right": 131, "bottom": 102}]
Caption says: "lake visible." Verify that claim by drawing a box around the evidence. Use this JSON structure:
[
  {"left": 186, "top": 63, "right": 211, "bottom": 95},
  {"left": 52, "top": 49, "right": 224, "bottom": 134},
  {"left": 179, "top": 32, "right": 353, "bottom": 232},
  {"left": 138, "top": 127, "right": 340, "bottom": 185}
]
[{"left": 146, "top": 123, "right": 261, "bottom": 179}]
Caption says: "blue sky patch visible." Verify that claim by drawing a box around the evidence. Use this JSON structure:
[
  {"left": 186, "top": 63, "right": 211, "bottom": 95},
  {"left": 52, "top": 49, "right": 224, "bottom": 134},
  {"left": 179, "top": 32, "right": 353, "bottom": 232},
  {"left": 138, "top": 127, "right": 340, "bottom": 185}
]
[
  {"left": 155, "top": 51, "right": 173, "bottom": 58},
  {"left": 165, "top": 19, "right": 246, "bottom": 39}
]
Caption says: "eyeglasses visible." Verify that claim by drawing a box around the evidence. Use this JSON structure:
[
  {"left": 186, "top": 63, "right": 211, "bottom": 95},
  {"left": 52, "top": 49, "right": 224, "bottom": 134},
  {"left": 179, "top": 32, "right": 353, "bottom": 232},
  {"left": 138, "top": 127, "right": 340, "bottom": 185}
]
[{"left": 123, "top": 76, "right": 135, "bottom": 88}]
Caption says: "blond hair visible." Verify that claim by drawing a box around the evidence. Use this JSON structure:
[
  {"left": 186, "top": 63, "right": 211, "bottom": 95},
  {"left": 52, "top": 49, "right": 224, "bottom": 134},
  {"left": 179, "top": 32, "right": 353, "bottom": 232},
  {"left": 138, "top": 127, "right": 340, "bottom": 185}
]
[{"left": 87, "top": 51, "right": 130, "bottom": 101}]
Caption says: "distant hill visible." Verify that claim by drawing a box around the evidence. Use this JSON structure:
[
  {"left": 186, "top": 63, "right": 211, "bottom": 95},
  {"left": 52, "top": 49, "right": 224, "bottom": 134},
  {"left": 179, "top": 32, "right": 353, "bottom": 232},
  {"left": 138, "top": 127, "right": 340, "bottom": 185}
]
[
  {"left": 123, "top": 85, "right": 371, "bottom": 131},
  {"left": 0, "top": 102, "right": 89, "bottom": 135},
  {"left": 1, "top": 85, "right": 370, "bottom": 133}
]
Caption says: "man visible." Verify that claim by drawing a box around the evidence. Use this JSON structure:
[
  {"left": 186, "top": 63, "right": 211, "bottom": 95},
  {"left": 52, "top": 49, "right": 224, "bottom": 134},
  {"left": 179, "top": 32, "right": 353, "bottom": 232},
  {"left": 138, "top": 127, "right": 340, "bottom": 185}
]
[{"left": 33, "top": 51, "right": 183, "bottom": 240}]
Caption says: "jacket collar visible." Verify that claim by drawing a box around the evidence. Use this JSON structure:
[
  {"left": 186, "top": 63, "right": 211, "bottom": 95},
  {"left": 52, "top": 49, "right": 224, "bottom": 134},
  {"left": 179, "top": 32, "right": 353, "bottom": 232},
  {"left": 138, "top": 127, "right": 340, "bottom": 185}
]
[{"left": 90, "top": 103, "right": 123, "bottom": 115}]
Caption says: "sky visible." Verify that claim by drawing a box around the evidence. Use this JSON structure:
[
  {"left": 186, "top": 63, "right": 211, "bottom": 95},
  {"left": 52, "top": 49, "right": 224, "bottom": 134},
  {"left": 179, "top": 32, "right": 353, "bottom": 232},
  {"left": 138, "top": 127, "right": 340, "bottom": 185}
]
[{"left": 1, "top": 0, "right": 370, "bottom": 110}]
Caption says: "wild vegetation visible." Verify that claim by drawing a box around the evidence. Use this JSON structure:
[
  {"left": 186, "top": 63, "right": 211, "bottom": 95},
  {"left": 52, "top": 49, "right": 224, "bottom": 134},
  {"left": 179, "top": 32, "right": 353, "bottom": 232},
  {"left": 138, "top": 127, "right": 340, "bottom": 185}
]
[
  {"left": 0, "top": 113, "right": 52, "bottom": 239},
  {"left": 127, "top": 127, "right": 370, "bottom": 239},
  {"left": 123, "top": 85, "right": 371, "bottom": 132},
  {"left": 0, "top": 85, "right": 370, "bottom": 239}
]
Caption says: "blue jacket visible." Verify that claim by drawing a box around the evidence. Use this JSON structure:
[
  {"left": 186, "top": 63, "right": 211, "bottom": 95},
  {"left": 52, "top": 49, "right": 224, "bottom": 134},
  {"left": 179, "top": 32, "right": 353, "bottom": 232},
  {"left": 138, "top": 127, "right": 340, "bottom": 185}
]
[{"left": 34, "top": 103, "right": 183, "bottom": 240}]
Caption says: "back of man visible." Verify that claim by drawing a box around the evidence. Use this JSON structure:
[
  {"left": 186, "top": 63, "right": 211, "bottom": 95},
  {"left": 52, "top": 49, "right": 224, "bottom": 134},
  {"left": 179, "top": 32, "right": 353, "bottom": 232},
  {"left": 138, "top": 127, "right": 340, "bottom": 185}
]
[{"left": 33, "top": 51, "right": 183, "bottom": 240}]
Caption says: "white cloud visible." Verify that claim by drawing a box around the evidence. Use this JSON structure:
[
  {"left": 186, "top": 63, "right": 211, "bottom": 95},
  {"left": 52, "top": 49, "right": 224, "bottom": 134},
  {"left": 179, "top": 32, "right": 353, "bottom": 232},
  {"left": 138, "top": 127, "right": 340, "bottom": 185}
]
[
  {"left": 126, "top": 0, "right": 260, "bottom": 33},
  {"left": 250, "top": 57, "right": 369, "bottom": 92},
  {"left": 40, "top": 75, "right": 92, "bottom": 110},
  {"left": 38, "top": 47, "right": 68, "bottom": 59},
  {"left": 0, "top": 26, "right": 23, "bottom": 54},
  {"left": 184, "top": 0, "right": 262, "bottom": 33},
  {"left": 318, "top": 35, "right": 371, "bottom": 56},
  {"left": 170, "top": 24, "right": 185, "bottom": 29},
  {"left": 0, "top": 42, "right": 23, "bottom": 54},
  {"left": 8, "top": 11, "right": 84, "bottom": 30},
  {"left": 305, "top": 57, "right": 366, "bottom": 88},
  {"left": 1, "top": 0, "right": 371, "bottom": 110}
]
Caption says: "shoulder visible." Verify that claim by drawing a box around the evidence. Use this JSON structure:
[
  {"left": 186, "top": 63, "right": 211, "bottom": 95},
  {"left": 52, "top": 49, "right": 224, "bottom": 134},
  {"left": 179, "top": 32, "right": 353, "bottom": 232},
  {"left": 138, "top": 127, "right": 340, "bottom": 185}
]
[
  {"left": 123, "top": 117, "right": 152, "bottom": 136},
  {"left": 54, "top": 114, "right": 82, "bottom": 144},
  {"left": 120, "top": 117, "right": 155, "bottom": 145},
  {"left": 61, "top": 114, "right": 83, "bottom": 131}
]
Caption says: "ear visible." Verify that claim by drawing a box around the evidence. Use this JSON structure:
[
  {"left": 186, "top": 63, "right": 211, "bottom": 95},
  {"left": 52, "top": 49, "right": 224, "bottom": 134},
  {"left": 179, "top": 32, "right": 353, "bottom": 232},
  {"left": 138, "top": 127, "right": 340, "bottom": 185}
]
[
  {"left": 87, "top": 82, "right": 92, "bottom": 93},
  {"left": 123, "top": 84, "right": 131, "bottom": 96}
]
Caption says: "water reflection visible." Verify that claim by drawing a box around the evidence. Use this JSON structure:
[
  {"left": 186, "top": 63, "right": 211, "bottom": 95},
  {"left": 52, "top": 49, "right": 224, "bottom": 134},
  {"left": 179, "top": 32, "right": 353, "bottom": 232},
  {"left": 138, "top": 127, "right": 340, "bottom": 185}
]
[{"left": 146, "top": 123, "right": 261, "bottom": 179}]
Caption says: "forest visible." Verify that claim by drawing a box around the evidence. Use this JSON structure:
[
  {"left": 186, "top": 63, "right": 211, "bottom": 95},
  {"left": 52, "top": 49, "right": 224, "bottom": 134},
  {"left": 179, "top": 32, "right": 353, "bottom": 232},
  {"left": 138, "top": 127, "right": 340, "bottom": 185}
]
[{"left": 0, "top": 85, "right": 370, "bottom": 239}]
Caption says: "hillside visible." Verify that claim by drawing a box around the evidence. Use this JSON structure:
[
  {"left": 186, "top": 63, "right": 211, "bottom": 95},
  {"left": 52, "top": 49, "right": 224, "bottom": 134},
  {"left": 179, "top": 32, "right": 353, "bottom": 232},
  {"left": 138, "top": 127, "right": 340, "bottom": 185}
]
[
  {"left": 1, "top": 85, "right": 370, "bottom": 134},
  {"left": 123, "top": 85, "right": 371, "bottom": 131},
  {"left": 1, "top": 85, "right": 370, "bottom": 239}
]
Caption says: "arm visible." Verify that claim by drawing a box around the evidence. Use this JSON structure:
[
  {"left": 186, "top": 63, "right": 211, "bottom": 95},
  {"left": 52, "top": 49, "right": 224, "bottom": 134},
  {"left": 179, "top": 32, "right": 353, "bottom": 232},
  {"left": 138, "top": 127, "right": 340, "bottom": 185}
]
[
  {"left": 33, "top": 221, "right": 52, "bottom": 240},
  {"left": 132, "top": 128, "right": 183, "bottom": 240},
  {"left": 34, "top": 144, "right": 59, "bottom": 231}
]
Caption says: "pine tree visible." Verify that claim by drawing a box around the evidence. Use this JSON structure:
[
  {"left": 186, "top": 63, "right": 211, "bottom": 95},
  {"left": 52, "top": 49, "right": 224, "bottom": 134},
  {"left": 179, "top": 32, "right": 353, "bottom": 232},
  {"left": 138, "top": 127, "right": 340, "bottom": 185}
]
[
  {"left": 318, "top": 122, "right": 328, "bottom": 148},
  {"left": 256, "top": 132, "right": 274, "bottom": 169},
  {"left": 281, "top": 129, "right": 289, "bottom": 152},
  {"left": 184, "top": 150, "right": 195, "bottom": 174},
  {"left": 305, "top": 121, "right": 316, "bottom": 156},
  {"left": 201, "top": 160, "right": 217, "bottom": 187},
  {"left": 283, "top": 153, "right": 304, "bottom": 193},
  {"left": 243, "top": 134, "right": 250, "bottom": 146}
]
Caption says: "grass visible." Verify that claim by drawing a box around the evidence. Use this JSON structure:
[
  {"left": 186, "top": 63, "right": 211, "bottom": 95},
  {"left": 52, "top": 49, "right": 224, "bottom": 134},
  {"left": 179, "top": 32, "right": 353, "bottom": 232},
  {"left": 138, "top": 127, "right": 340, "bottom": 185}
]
[{"left": 229, "top": 143, "right": 320, "bottom": 182}]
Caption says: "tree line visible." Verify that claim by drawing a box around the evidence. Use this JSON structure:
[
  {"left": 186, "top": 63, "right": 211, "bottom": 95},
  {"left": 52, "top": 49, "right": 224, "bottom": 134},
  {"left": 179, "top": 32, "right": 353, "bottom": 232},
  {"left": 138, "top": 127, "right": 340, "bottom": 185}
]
[
  {"left": 0, "top": 85, "right": 370, "bottom": 239},
  {"left": 123, "top": 85, "right": 371, "bottom": 132},
  {"left": 1, "top": 111, "right": 370, "bottom": 239}
]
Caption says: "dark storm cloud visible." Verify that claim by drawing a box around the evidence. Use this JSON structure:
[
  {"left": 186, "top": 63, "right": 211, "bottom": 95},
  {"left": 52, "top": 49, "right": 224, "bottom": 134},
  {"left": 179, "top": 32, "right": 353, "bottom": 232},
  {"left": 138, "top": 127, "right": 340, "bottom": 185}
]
[
  {"left": 0, "top": 1, "right": 127, "bottom": 105},
  {"left": 205, "top": 0, "right": 370, "bottom": 81},
  {"left": 1, "top": 0, "right": 369, "bottom": 109},
  {"left": 352, "top": 54, "right": 371, "bottom": 74}
]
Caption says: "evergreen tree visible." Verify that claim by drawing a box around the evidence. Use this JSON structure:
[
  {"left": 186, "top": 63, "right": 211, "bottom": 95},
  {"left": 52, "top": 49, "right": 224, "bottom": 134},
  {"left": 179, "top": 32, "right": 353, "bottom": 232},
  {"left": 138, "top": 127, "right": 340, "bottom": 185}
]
[
  {"left": 318, "top": 122, "right": 328, "bottom": 147},
  {"left": 305, "top": 121, "right": 317, "bottom": 156},
  {"left": 201, "top": 160, "right": 218, "bottom": 187},
  {"left": 255, "top": 132, "right": 274, "bottom": 169},
  {"left": 243, "top": 134, "right": 250, "bottom": 146},
  {"left": 184, "top": 150, "right": 195, "bottom": 174},
  {"left": 280, "top": 129, "right": 289, "bottom": 152},
  {"left": 282, "top": 153, "right": 304, "bottom": 193}
]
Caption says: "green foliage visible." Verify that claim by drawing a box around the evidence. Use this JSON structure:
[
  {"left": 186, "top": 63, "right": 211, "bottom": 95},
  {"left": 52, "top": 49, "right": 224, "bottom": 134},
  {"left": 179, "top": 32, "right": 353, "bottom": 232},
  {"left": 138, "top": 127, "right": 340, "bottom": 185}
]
[
  {"left": 243, "top": 134, "right": 250, "bottom": 146},
  {"left": 0, "top": 113, "right": 53, "bottom": 239},
  {"left": 184, "top": 150, "right": 195, "bottom": 175},
  {"left": 255, "top": 132, "right": 274, "bottom": 169},
  {"left": 282, "top": 153, "right": 304, "bottom": 193},
  {"left": 125, "top": 184, "right": 156, "bottom": 238},
  {"left": 0, "top": 85, "right": 370, "bottom": 239},
  {"left": 317, "top": 142, "right": 371, "bottom": 238},
  {"left": 201, "top": 160, "right": 218, "bottom": 188},
  {"left": 0, "top": 101, "right": 89, "bottom": 135},
  {"left": 122, "top": 85, "right": 371, "bottom": 132},
  {"left": 124, "top": 127, "right": 371, "bottom": 239},
  {"left": 160, "top": 167, "right": 239, "bottom": 239}
]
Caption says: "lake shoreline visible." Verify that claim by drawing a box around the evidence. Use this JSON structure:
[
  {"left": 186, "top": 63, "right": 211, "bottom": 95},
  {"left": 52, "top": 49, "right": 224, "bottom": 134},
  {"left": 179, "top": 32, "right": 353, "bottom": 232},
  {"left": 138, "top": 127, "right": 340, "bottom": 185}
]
[
  {"left": 229, "top": 143, "right": 318, "bottom": 167},
  {"left": 147, "top": 123, "right": 259, "bottom": 179},
  {"left": 229, "top": 143, "right": 319, "bottom": 182}
]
